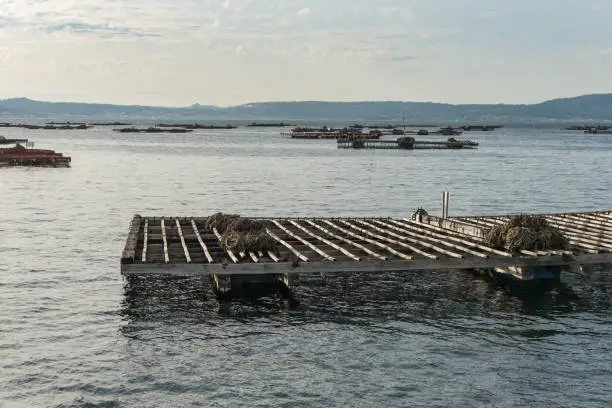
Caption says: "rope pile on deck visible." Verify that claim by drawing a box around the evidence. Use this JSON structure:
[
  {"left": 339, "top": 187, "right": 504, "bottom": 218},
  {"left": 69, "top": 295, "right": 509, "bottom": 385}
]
[
  {"left": 484, "top": 215, "right": 569, "bottom": 252},
  {"left": 205, "top": 212, "right": 276, "bottom": 253}
]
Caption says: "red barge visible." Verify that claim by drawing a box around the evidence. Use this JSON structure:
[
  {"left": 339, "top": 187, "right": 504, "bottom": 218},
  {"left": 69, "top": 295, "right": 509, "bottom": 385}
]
[{"left": 0, "top": 142, "right": 71, "bottom": 167}]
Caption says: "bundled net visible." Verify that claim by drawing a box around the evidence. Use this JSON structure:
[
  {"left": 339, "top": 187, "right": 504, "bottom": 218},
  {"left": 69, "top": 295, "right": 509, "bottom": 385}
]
[
  {"left": 205, "top": 212, "right": 275, "bottom": 253},
  {"left": 484, "top": 215, "right": 569, "bottom": 252}
]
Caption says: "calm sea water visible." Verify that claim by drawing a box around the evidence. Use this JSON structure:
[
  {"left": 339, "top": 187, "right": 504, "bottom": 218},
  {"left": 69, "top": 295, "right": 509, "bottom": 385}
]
[{"left": 1, "top": 125, "right": 611, "bottom": 407}]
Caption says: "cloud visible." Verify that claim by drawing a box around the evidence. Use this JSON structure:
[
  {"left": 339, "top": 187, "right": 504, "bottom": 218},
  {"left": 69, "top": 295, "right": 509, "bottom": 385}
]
[
  {"left": 3, "top": 0, "right": 611, "bottom": 106},
  {"left": 382, "top": 55, "right": 417, "bottom": 63},
  {"left": 235, "top": 44, "right": 246, "bottom": 56},
  {"left": 598, "top": 46, "right": 612, "bottom": 55},
  {"left": 46, "top": 22, "right": 156, "bottom": 38}
]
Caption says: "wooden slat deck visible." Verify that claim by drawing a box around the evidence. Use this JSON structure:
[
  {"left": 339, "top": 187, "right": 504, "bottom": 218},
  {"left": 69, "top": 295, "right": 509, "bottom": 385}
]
[{"left": 121, "top": 211, "right": 612, "bottom": 276}]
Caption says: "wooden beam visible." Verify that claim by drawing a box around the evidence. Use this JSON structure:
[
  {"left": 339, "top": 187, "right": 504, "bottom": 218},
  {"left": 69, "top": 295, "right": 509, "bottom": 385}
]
[
  {"left": 548, "top": 215, "right": 612, "bottom": 236},
  {"left": 141, "top": 218, "right": 149, "bottom": 262},
  {"left": 290, "top": 220, "right": 360, "bottom": 261},
  {"left": 305, "top": 220, "right": 386, "bottom": 260},
  {"left": 357, "top": 219, "right": 439, "bottom": 259},
  {"left": 342, "top": 219, "right": 434, "bottom": 259},
  {"left": 329, "top": 219, "right": 413, "bottom": 260},
  {"left": 267, "top": 250, "right": 279, "bottom": 262},
  {"left": 161, "top": 218, "right": 170, "bottom": 263},
  {"left": 190, "top": 219, "right": 213, "bottom": 263},
  {"left": 546, "top": 217, "right": 612, "bottom": 242},
  {"left": 121, "top": 215, "right": 142, "bottom": 263},
  {"left": 266, "top": 229, "right": 308, "bottom": 262},
  {"left": 175, "top": 219, "right": 191, "bottom": 263},
  {"left": 462, "top": 218, "right": 500, "bottom": 228},
  {"left": 213, "top": 227, "right": 238, "bottom": 263},
  {"left": 418, "top": 216, "right": 485, "bottom": 239},
  {"left": 540, "top": 220, "right": 612, "bottom": 249},
  {"left": 121, "top": 251, "right": 612, "bottom": 276},
  {"left": 380, "top": 219, "right": 464, "bottom": 258},
  {"left": 568, "top": 213, "right": 612, "bottom": 229},
  {"left": 272, "top": 220, "right": 335, "bottom": 261},
  {"left": 399, "top": 219, "right": 512, "bottom": 257},
  {"left": 370, "top": 219, "right": 480, "bottom": 258}
]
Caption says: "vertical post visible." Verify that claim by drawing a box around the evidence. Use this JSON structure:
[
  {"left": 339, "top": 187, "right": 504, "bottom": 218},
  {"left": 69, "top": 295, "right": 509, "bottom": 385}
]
[
  {"left": 441, "top": 192, "right": 446, "bottom": 218},
  {"left": 445, "top": 192, "right": 450, "bottom": 219}
]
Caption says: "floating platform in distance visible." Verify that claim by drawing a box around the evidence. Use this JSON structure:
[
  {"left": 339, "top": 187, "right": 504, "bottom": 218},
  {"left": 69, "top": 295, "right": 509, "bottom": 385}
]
[
  {"left": 281, "top": 132, "right": 382, "bottom": 139},
  {"left": 0, "top": 136, "right": 28, "bottom": 145},
  {"left": 0, "top": 123, "right": 90, "bottom": 130},
  {"left": 121, "top": 210, "right": 611, "bottom": 279},
  {"left": 0, "top": 143, "right": 71, "bottom": 167},
  {"left": 460, "top": 125, "right": 503, "bottom": 131},
  {"left": 90, "top": 122, "right": 133, "bottom": 126},
  {"left": 248, "top": 122, "right": 294, "bottom": 127},
  {"left": 155, "top": 123, "right": 237, "bottom": 130},
  {"left": 113, "top": 127, "right": 193, "bottom": 133},
  {"left": 337, "top": 137, "right": 479, "bottom": 150}
]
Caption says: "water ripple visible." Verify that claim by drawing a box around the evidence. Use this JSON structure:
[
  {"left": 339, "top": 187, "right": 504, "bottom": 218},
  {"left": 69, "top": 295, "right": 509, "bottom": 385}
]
[{"left": 1, "top": 127, "right": 611, "bottom": 407}]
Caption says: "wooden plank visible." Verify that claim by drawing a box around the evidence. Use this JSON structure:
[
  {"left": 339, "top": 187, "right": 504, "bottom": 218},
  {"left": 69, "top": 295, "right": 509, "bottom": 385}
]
[
  {"left": 323, "top": 220, "right": 412, "bottom": 259},
  {"left": 121, "top": 215, "right": 142, "bottom": 263},
  {"left": 565, "top": 236, "right": 612, "bottom": 251},
  {"left": 175, "top": 219, "right": 191, "bottom": 263},
  {"left": 161, "top": 218, "right": 170, "bottom": 264},
  {"left": 272, "top": 220, "right": 335, "bottom": 261},
  {"left": 190, "top": 219, "right": 213, "bottom": 263},
  {"left": 266, "top": 229, "right": 309, "bottom": 262},
  {"left": 342, "top": 219, "right": 438, "bottom": 259},
  {"left": 213, "top": 227, "right": 238, "bottom": 263},
  {"left": 463, "top": 218, "right": 500, "bottom": 228},
  {"left": 379, "top": 219, "right": 464, "bottom": 258},
  {"left": 546, "top": 217, "right": 612, "bottom": 242},
  {"left": 550, "top": 225, "right": 612, "bottom": 248},
  {"left": 418, "top": 216, "right": 486, "bottom": 239},
  {"left": 141, "top": 218, "right": 149, "bottom": 262},
  {"left": 267, "top": 250, "right": 279, "bottom": 262},
  {"left": 370, "top": 219, "right": 482, "bottom": 258},
  {"left": 400, "top": 219, "right": 513, "bottom": 257},
  {"left": 121, "top": 252, "right": 612, "bottom": 276},
  {"left": 290, "top": 220, "right": 360, "bottom": 261},
  {"left": 568, "top": 213, "right": 612, "bottom": 229},
  {"left": 304, "top": 220, "right": 386, "bottom": 260},
  {"left": 357, "top": 219, "right": 439, "bottom": 259},
  {"left": 548, "top": 215, "right": 612, "bottom": 236}
]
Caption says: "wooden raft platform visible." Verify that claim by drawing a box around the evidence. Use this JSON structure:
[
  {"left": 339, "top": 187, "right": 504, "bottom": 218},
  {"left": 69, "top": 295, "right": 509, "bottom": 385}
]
[
  {"left": 120, "top": 211, "right": 612, "bottom": 276},
  {"left": 337, "top": 139, "right": 478, "bottom": 149}
]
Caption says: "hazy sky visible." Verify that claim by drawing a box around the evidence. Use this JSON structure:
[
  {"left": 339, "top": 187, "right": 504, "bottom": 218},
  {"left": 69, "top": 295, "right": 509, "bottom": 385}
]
[{"left": 1, "top": 0, "right": 611, "bottom": 106}]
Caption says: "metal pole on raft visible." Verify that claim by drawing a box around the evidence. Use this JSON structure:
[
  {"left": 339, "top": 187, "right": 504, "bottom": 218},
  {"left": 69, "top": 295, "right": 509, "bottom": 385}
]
[
  {"left": 441, "top": 191, "right": 450, "bottom": 219},
  {"left": 445, "top": 192, "right": 450, "bottom": 218}
]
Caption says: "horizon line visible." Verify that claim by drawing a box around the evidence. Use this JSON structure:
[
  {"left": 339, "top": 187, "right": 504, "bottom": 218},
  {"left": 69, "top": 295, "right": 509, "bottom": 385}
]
[{"left": 1, "top": 93, "right": 612, "bottom": 109}]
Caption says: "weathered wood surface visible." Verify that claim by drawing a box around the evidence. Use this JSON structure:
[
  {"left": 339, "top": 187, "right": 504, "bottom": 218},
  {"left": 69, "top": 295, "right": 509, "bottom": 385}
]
[
  {"left": 121, "top": 211, "right": 611, "bottom": 275},
  {"left": 121, "top": 214, "right": 142, "bottom": 263}
]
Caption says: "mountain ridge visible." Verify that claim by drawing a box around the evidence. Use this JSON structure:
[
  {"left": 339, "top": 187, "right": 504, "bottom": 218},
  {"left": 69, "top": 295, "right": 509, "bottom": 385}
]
[{"left": 1, "top": 93, "right": 611, "bottom": 122}]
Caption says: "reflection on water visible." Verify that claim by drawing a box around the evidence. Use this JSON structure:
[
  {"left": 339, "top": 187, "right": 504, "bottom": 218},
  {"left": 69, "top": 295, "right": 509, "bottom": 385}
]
[{"left": 119, "top": 268, "right": 612, "bottom": 339}]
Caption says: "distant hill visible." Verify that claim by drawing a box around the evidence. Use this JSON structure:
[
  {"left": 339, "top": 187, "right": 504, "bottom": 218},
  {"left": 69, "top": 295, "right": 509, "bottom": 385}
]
[{"left": 1, "top": 94, "right": 612, "bottom": 122}]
